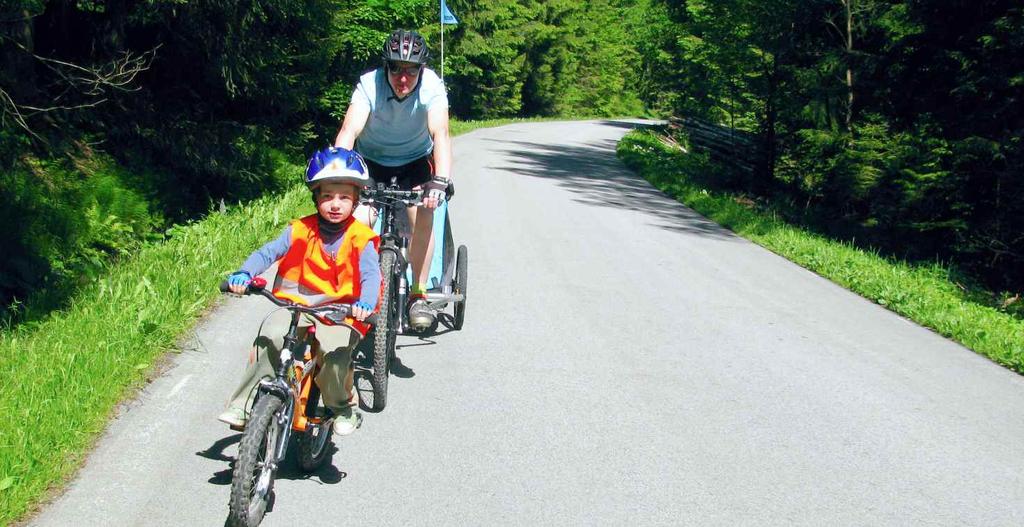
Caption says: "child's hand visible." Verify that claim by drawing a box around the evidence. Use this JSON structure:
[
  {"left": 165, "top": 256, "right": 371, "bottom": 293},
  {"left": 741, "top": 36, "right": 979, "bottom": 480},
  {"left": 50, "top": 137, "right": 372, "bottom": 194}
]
[
  {"left": 352, "top": 301, "right": 374, "bottom": 321},
  {"left": 227, "top": 271, "right": 251, "bottom": 295}
]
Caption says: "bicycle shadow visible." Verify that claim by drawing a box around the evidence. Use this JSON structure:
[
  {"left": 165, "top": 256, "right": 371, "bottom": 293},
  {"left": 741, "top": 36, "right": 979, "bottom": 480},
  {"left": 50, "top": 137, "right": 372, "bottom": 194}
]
[
  {"left": 198, "top": 433, "right": 348, "bottom": 488},
  {"left": 353, "top": 338, "right": 417, "bottom": 378},
  {"left": 424, "top": 313, "right": 460, "bottom": 337},
  {"left": 397, "top": 337, "right": 435, "bottom": 350}
]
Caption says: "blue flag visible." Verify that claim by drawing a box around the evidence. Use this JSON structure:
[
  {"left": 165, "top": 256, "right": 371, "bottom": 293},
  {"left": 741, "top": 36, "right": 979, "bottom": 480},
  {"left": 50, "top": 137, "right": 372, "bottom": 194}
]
[{"left": 441, "top": 0, "right": 458, "bottom": 25}]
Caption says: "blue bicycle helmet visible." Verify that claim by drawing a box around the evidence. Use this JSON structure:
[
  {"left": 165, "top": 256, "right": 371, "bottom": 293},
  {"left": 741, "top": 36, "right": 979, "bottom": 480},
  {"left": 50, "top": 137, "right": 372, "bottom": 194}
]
[{"left": 305, "top": 147, "right": 371, "bottom": 190}]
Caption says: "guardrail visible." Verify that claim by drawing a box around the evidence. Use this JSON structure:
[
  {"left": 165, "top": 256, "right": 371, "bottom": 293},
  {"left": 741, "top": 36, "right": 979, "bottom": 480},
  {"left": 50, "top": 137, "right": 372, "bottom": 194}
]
[{"left": 667, "top": 116, "right": 764, "bottom": 177}]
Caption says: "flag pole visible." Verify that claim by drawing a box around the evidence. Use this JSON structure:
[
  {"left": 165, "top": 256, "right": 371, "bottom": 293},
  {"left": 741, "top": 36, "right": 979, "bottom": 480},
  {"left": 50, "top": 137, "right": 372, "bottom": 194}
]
[{"left": 440, "top": 2, "right": 445, "bottom": 81}]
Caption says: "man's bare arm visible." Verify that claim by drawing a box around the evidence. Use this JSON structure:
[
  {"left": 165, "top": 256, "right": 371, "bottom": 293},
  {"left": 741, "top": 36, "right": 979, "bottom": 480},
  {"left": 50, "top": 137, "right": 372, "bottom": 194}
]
[
  {"left": 335, "top": 102, "right": 371, "bottom": 149},
  {"left": 427, "top": 105, "right": 452, "bottom": 181}
]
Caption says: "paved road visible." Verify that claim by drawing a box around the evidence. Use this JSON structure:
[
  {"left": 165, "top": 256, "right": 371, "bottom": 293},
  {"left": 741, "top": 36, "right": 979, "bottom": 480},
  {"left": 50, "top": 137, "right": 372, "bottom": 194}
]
[{"left": 32, "top": 120, "right": 1024, "bottom": 526}]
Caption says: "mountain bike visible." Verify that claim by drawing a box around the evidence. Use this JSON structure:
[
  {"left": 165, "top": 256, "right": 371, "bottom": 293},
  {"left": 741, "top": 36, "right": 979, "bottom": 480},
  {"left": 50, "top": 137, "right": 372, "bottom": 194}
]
[
  {"left": 220, "top": 277, "right": 375, "bottom": 527},
  {"left": 360, "top": 182, "right": 468, "bottom": 412},
  {"left": 360, "top": 185, "right": 419, "bottom": 413}
]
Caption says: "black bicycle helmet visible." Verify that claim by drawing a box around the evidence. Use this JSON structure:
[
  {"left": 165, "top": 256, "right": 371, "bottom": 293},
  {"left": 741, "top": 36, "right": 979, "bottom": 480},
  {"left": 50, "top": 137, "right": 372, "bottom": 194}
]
[{"left": 381, "top": 29, "right": 430, "bottom": 64}]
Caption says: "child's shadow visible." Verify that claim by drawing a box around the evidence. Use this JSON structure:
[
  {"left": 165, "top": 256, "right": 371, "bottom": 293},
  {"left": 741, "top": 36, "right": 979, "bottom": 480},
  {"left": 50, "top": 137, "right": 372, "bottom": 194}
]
[{"left": 197, "top": 434, "right": 241, "bottom": 485}]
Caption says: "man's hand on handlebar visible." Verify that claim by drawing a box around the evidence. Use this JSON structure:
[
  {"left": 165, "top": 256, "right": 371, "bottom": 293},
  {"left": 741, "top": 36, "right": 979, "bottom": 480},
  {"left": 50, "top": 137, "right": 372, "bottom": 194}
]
[{"left": 420, "top": 176, "right": 449, "bottom": 209}]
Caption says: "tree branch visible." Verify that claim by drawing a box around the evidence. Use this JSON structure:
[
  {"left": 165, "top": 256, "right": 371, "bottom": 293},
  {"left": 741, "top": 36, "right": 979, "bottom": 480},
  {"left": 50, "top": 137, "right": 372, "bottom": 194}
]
[
  {"left": 0, "top": 86, "right": 42, "bottom": 140},
  {"left": 0, "top": 41, "right": 159, "bottom": 136},
  {"left": 28, "top": 45, "right": 160, "bottom": 97},
  {"left": 20, "top": 99, "right": 109, "bottom": 113}
]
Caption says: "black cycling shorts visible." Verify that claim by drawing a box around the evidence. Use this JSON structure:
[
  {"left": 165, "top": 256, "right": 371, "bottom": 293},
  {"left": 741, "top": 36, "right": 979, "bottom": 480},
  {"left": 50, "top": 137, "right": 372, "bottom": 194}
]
[{"left": 364, "top": 154, "right": 434, "bottom": 190}]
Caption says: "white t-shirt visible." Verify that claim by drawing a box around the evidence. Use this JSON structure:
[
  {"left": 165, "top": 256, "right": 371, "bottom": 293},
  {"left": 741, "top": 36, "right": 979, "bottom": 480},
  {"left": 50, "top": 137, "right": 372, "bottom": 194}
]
[{"left": 350, "top": 67, "right": 449, "bottom": 166}]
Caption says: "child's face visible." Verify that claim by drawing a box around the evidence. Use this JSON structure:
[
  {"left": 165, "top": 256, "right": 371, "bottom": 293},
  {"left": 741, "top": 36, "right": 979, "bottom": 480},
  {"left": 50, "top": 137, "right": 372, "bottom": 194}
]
[{"left": 316, "top": 182, "right": 359, "bottom": 224}]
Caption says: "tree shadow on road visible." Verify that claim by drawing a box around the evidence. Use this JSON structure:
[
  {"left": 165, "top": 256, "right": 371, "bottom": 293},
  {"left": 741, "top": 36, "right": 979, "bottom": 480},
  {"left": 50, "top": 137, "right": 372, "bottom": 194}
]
[{"left": 484, "top": 120, "right": 737, "bottom": 241}]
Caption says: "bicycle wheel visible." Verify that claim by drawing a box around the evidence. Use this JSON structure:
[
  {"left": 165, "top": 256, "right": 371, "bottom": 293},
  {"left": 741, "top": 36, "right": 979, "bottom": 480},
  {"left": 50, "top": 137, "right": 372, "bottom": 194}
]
[
  {"left": 228, "top": 395, "right": 285, "bottom": 527},
  {"left": 453, "top": 245, "right": 468, "bottom": 330},
  {"left": 297, "top": 391, "right": 333, "bottom": 472},
  {"left": 371, "top": 250, "right": 399, "bottom": 411}
]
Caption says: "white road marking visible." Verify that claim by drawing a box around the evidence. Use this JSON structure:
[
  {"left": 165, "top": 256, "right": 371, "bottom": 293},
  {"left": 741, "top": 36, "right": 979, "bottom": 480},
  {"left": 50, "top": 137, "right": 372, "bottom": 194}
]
[{"left": 166, "top": 375, "right": 193, "bottom": 399}]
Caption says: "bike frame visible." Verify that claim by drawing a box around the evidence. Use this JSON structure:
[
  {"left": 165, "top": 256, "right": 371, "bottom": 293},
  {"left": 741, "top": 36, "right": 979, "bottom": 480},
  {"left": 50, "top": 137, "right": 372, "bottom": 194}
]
[
  {"left": 365, "top": 184, "right": 418, "bottom": 332},
  {"left": 253, "top": 308, "right": 315, "bottom": 464}
]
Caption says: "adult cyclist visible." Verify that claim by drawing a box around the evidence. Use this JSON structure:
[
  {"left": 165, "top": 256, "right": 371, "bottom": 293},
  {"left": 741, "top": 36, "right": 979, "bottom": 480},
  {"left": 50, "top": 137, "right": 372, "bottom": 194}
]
[{"left": 335, "top": 29, "right": 452, "bottom": 332}]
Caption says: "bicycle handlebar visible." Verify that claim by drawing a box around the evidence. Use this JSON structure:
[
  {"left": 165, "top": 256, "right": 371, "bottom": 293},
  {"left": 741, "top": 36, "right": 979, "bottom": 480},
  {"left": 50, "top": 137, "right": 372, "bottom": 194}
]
[
  {"left": 362, "top": 187, "right": 423, "bottom": 208},
  {"left": 219, "top": 277, "right": 377, "bottom": 326},
  {"left": 362, "top": 179, "right": 457, "bottom": 206}
]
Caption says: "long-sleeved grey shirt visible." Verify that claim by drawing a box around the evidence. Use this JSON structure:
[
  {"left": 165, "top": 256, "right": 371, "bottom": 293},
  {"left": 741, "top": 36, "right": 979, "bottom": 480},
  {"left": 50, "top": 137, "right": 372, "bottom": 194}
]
[{"left": 239, "top": 217, "right": 380, "bottom": 307}]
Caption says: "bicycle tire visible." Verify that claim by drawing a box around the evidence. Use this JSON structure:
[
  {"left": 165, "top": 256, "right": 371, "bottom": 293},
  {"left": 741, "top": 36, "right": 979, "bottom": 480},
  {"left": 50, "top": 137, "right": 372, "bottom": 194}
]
[
  {"left": 453, "top": 245, "right": 468, "bottom": 330},
  {"left": 371, "top": 250, "right": 399, "bottom": 411},
  {"left": 228, "top": 395, "right": 285, "bottom": 527}
]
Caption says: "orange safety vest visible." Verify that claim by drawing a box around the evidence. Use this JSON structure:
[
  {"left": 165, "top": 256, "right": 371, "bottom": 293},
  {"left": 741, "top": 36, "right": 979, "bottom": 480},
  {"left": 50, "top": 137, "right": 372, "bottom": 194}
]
[{"left": 272, "top": 214, "right": 380, "bottom": 335}]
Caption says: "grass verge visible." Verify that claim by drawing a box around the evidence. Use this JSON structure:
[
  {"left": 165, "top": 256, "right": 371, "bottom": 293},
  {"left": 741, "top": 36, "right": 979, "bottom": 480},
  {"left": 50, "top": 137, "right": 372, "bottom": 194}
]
[
  {"left": 0, "top": 182, "right": 309, "bottom": 524},
  {"left": 618, "top": 129, "right": 1024, "bottom": 373},
  {"left": 0, "top": 118, "right": 530, "bottom": 524},
  {"left": 449, "top": 116, "right": 572, "bottom": 136}
]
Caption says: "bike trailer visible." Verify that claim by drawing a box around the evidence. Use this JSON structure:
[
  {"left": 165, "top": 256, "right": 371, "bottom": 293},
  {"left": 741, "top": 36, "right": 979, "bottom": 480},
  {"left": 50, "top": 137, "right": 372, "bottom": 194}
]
[{"left": 371, "top": 200, "right": 453, "bottom": 292}]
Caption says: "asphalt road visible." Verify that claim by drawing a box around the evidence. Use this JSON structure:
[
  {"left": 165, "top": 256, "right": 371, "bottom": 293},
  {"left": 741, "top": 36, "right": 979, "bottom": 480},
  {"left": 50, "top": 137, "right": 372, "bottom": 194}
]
[{"left": 31, "top": 120, "right": 1024, "bottom": 526}]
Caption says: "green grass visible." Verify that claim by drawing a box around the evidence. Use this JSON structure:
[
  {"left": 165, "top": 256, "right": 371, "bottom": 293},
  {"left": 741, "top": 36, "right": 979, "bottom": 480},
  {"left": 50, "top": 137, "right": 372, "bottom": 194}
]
[
  {"left": 0, "top": 118, "right": 535, "bottom": 525},
  {"left": 0, "top": 181, "right": 310, "bottom": 523},
  {"left": 449, "top": 116, "right": 574, "bottom": 136},
  {"left": 618, "top": 129, "right": 1024, "bottom": 373},
  {"left": 450, "top": 114, "right": 648, "bottom": 136}
]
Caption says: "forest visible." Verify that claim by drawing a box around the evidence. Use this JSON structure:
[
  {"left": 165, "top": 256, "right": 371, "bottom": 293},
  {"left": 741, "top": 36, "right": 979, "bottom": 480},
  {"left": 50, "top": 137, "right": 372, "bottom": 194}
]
[{"left": 1, "top": 0, "right": 1021, "bottom": 324}]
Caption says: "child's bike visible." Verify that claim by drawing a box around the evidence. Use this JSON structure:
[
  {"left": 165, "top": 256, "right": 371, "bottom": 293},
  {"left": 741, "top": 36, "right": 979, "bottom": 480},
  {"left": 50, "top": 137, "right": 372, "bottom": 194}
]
[
  {"left": 361, "top": 182, "right": 468, "bottom": 411},
  {"left": 219, "top": 277, "right": 374, "bottom": 527}
]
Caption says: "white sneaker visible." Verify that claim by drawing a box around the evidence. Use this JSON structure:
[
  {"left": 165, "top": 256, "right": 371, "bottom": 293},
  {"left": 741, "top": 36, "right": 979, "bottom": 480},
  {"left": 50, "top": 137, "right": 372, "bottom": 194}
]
[
  {"left": 408, "top": 298, "right": 435, "bottom": 331},
  {"left": 333, "top": 407, "right": 363, "bottom": 436},
  {"left": 217, "top": 407, "right": 246, "bottom": 429}
]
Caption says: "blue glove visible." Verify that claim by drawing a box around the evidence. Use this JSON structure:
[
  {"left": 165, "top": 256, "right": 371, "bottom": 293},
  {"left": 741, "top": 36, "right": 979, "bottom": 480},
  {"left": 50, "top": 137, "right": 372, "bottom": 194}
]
[
  {"left": 228, "top": 271, "right": 251, "bottom": 288},
  {"left": 354, "top": 301, "right": 374, "bottom": 311}
]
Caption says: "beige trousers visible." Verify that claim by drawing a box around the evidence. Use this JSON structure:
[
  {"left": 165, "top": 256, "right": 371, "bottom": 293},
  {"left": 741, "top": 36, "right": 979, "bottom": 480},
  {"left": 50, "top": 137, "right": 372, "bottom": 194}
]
[{"left": 225, "top": 309, "right": 360, "bottom": 415}]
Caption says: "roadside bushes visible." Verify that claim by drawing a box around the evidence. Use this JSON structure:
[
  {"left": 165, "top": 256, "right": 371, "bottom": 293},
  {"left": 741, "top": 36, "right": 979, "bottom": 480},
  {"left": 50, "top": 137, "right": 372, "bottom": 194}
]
[
  {"left": 0, "top": 148, "right": 161, "bottom": 325},
  {"left": 775, "top": 116, "right": 1023, "bottom": 295}
]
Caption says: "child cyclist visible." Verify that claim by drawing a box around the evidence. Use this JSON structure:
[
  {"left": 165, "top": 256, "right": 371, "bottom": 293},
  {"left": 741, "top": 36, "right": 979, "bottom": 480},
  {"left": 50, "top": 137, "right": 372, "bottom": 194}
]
[{"left": 217, "top": 147, "right": 380, "bottom": 436}]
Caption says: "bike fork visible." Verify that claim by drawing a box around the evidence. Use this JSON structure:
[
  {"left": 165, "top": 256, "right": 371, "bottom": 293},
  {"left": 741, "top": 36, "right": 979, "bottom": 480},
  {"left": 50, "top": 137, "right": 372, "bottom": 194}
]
[
  {"left": 256, "top": 381, "right": 295, "bottom": 467},
  {"left": 274, "top": 397, "right": 295, "bottom": 463}
]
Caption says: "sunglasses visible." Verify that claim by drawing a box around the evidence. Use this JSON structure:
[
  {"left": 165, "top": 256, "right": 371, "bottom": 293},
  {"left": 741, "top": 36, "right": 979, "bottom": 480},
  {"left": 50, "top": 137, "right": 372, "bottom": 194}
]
[{"left": 387, "top": 62, "right": 423, "bottom": 77}]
